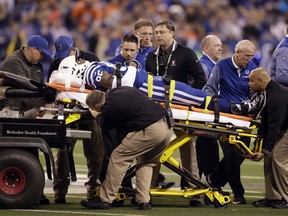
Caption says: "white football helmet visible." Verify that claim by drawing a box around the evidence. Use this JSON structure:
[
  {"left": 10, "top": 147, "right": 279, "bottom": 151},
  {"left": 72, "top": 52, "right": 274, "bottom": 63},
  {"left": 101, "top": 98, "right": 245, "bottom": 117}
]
[
  {"left": 56, "top": 55, "right": 89, "bottom": 87},
  {"left": 58, "top": 56, "right": 89, "bottom": 79}
]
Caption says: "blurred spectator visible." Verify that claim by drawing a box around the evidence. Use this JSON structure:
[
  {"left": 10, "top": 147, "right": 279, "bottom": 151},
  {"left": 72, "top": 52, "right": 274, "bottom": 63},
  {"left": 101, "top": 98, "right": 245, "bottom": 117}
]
[
  {"left": 5, "top": 21, "right": 26, "bottom": 56},
  {"left": 70, "top": 0, "right": 102, "bottom": 30},
  {"left": 0, "top": 1, "right": 287, "bottom": 74}
]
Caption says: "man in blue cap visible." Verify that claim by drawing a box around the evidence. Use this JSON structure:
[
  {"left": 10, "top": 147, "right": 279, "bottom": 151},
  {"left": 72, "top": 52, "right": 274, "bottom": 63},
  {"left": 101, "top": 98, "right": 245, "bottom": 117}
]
[
  {"left": 0, "top": 34, "right": 54, "bottom": 204},
  {"left": 1, "top": 34, "right": 53, "bottom": 72},
  {"left": 48, "top": 35, "right": 100, "bottom": 77},
  {"left": 0, "top": 34, "right": 54, "bottom": 111},
  {"left": 47, "top": 35, "right": 103, "bottom": 204}
]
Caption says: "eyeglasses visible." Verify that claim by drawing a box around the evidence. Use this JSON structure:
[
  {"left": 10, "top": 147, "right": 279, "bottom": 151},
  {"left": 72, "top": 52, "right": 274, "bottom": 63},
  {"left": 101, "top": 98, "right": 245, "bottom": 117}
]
[
  {"left": 36, "top": 48, "right": 44, "bottom": 57},
  {"left": 138, "top": 32, "right": 153, "bottom": 37}
]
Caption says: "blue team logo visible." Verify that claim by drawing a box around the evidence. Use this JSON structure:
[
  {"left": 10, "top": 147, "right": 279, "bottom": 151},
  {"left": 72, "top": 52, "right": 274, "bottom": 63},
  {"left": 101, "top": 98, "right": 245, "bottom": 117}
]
[{"left": 56, "top": 43, "right": 63, "bottom": 51}]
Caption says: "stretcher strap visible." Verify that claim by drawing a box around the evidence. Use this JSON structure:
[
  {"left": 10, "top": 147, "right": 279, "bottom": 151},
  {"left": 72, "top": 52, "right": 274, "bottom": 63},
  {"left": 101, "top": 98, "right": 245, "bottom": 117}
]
[
  {"left": 169, "top": 80, "right": 175, "bottom": 102},
  {"left": 65, "top": 75, "right": 71, "bottom": 91},
  {"left": 164, "top": 84, "right": 174, "bottom": 128},
  {"left": 147, "top": 74, "right": 153, "bottom": 98},
  {"left": 162, "top": 78, "right": 175, "bottom": 128},
  {"left": 203, "top": 96, "right": 212, "bottom": 114},
  {"left": 203, "top": 95, "right": 220, "bottom": 123},
  {"left": 185, "top": 109, "right": 190, "bottom": 125}
]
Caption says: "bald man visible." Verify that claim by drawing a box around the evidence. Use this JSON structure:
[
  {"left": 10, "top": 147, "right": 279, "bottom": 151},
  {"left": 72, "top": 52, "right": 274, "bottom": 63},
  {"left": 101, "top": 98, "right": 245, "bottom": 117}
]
[
  {"left": 249, "top": 68, "right": 288, "bottom": 209},
  {"left": 200, "top": 35, "right": 223, "bottom": 79}
]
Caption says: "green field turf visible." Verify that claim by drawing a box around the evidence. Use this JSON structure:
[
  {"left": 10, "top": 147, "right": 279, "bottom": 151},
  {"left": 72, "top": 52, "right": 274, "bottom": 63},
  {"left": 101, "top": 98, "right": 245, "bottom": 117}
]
[{"left": 1, "top": 141, "right": 285, "bottom": 216}]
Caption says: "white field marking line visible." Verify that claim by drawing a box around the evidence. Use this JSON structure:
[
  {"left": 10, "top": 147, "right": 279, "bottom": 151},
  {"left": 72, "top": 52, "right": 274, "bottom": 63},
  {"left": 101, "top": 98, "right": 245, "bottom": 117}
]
[
  {"left": 63, "top": 190, "right": 263, "bottom": 199},
  {"left": 12, "top": 209, "right": 145, "bottom": 216},
  {"left": 241, "top": 175, "right": 264, "bottom": 180}
]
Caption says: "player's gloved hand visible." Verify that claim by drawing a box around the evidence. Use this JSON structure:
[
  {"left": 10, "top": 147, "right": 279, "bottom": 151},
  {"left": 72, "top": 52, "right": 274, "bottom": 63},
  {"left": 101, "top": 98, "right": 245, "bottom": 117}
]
[
  {"left": 230, "top": 102, "right": 248, "bottom": 115},
  {"left": 125, "top": 59, "right": 141, "bottom": 69}
]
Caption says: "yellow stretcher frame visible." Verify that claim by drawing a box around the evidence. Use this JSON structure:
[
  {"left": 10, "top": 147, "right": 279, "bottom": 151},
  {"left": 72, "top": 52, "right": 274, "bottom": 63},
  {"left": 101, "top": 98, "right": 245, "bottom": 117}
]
[
  {"left": 147, "top": 118, "right": 261, "bottom": 207},
  {"left": 113, "top": 120, "right": 262, "bottom": 208},
  {"left": 59, "top": 97, "right": 262, "bottom": 208}
]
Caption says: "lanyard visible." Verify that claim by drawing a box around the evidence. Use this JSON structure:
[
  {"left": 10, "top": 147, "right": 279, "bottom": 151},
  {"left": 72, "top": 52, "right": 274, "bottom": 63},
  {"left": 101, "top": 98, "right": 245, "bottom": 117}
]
[{"left": 156, "top": 52, "right": 173, "bottom": 76}]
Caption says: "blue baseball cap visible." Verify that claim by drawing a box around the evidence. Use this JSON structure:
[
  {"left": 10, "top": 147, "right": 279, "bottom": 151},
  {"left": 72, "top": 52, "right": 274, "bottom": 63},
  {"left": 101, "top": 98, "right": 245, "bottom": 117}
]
[
  {"left": 27, "top": 35, "right": 53, "bottom": 59},
  {"left": 54, "top": 35, "right": 75, "bottom": 59}
]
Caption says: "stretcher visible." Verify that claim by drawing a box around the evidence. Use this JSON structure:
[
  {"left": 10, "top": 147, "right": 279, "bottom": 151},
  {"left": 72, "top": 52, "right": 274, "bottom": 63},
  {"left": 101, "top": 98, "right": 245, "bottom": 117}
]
[
  {"left": 45, "top": 76, "right": 263, "bottom": 208},
  {"left": 113, "top": 100, "right": 262, "bottom": 208},
  {"left": 0, "top": 71, "right": 262, "bottom": 208}
]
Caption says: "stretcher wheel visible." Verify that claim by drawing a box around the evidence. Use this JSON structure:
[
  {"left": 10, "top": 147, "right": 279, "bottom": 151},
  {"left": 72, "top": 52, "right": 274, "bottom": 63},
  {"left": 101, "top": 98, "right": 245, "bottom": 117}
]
[
  {"left": 112, "top": 198, "right": 125, "bottom": 207},
  {"left": 214, "top": 199, "right": 224, "bottom": 208},
  {"left": 113, "top": 192, "right": 127, "bottom": 207},
  {"left": 204, "top": 196, "right": 213, "bottom": 206},
  {"left": 213, "top": 195, "right": 229, "bottom": 208}
]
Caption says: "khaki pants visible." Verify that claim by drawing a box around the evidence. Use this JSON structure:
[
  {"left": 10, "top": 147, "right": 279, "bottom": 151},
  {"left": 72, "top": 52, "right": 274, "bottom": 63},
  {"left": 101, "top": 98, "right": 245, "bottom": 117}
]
[
  {"left": 264, "top": 132, "right": 288, "bottom": 201},
  {"left": 100, "top": 119, "right": 172, "bottom": 204}
]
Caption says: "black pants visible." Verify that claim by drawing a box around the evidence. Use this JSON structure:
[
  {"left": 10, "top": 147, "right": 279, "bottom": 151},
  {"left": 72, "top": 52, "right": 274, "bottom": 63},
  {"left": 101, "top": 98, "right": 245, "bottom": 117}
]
[
  {"left": 209, "top": 138, "right": 250, "bottom": 198},
  {"left": 196, "top": 137, "right": 219, "bottom": 178}
]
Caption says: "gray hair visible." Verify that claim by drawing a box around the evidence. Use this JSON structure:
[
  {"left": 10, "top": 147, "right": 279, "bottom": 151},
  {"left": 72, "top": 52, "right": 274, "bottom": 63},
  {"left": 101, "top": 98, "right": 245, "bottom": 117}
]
[{"left": 235, "top": 40, "right": 255, "bottom": 53}]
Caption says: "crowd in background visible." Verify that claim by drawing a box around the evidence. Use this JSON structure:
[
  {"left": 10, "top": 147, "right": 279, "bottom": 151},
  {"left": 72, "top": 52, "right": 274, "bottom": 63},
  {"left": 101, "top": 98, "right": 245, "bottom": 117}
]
[{"left": 0, "top": 0, "right": 288, "bottom": 74}]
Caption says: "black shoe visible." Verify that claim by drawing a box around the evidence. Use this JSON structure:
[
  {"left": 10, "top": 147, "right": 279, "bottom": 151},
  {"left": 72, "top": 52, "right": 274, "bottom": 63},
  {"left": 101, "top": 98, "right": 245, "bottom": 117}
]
[
  {"left": 130, "top": 196, "right": 137, "bottom": 205},
  {"left": 54, "top": 197, "right": 66, "bottom": 204},
  {"left": 271, "top": 200, "right": 288, "bottom": 209},
  {"left": 232, "top": 196, "right": 247, "bottom": 204},
  {"left": 138, "top": 202, "right": 152, "bottom": 210},
  {"left": 80, "top": 198, "right": 111, "bottom": 209},
  {"left": 37, "top": 194, "right": 50, "bottom": 205},
  {"left": 155, "top": 181, "right": 175, "bottom": 189},
  {"left": 252, "top": 198, "right": 275, "bottom": 207},
  {"left": 157, "top": 173, "right": 166, "bottom": 183}
]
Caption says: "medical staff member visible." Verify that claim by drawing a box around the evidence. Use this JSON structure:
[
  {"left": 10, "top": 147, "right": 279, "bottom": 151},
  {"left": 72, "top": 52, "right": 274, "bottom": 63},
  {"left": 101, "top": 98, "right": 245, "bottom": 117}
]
[{"left": 81, "top": 86, "right": 172, "bottom": 210}]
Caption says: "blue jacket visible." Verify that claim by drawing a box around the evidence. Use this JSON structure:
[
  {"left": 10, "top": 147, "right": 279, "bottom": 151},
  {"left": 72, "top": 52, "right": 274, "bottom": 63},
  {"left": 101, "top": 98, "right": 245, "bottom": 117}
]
[
  {"left": 270, "top": 36, "right": 288, "bottom": 86},
  {"left": 199, "top": 54, "right": 215, "bottom": 79},
  {"left": 136, "top": 46, "right": 154, "bottom": 69},
  {"left": 204, "top": 56, "right": 257, "bottom": 103},
  {"left": 107, "top": 54, "right": 126, "bottom": 65}
]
